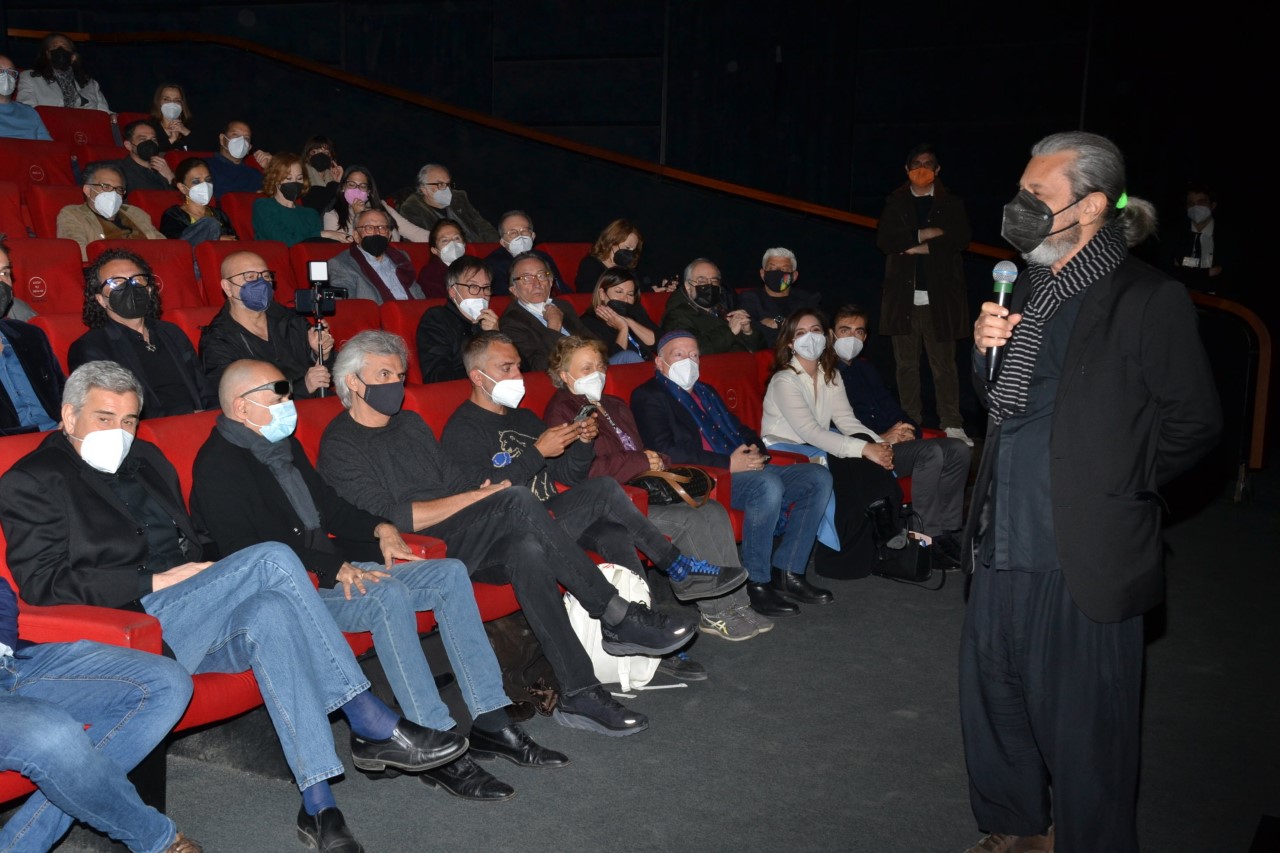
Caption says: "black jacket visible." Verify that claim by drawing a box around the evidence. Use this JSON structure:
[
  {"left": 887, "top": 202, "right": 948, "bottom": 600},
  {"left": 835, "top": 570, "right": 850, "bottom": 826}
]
[
  {"left": 499, "top": 298, "right": 594, "bottom": 373},
  {"left": 0, "top": 319, "right": 64, "bottom": 435},
  {"left": 69, "top": 319, "right": 218, "bottom": 418},
  {"left": 630, "top": 376, "right": 761, "bottom": 470},
  {"left": 199, "top": 302, "right": 332, "bottom": 399},
  {"left": 0, "top": 432, "right": 204, "bottom": 610},
  {"left": 963, "top": 255, "right": 1221, "bottom": 622},
  {"left": 416, "top": 300, "right": 483, "bottom": 384}
]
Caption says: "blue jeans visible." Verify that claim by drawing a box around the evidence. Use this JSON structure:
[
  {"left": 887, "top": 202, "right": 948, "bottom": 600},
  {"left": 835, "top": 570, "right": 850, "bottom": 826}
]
[
  {"left": 140, "top": 542, "right": 370, "bottom": 791},
  {"left": 730, "top": 463, "right": 833, "bottom": 581},
  {"left": 1, "top": 641, "right": 192, "bottom": 853},
  {"left": 318, "top": 559, "right": 509, "bottom": 731}
]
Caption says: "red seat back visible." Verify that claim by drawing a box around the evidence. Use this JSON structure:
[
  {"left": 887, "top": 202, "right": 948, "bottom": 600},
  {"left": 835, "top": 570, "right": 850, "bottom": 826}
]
[
  {"left": 135, "top": 410, "right": 218, "bottom": 505},
  {"left": 0, "top": 139, "right": 76, "bottom": 195},
  {"left": 25, "top": 184, "right": 84, "bottom": 239},
  {"left": 164, "top": 305, "right": 219, "bottom": 349},
  {"left": 218, "top": 191, "right": 259, "bottom": 240},
  {"left": 87, "top": 239, "right": 205, "bottom": 308},
  {"left": 194, "top": 240, "right": 296, "bottom": 305},
  {"left": 293, "top": 395, "right": 347, "bottom": 463},
  {"left": 540, "top": 242, "right": 592, "bottom": 286},
  {"left": 640, "top": 290, "right": 671, "bottom": 321},
  {"left": 73, "top": 144, "right": 129, "bottom": 176},
  {"left": 164, "top": 150, "right": 216, "bottom": 173},
  {"left": 520, "top": 371, "right": 557, "bottom": 417},
  {"left": 28, "top": 312, "right": 86, "bottom": 374},
  {"left": 127, "top": 189, "right": 183, "bottom": 229},
  {"left": 34, "top": 106, "right": 115, "bottom": 147},
  {"left": 404, "top": 380, "right": 472, "bottom": 435},
  {"left": 326, "top": 298, "right": 382, "bottom": 351},
  {"left": 288, "top": 241, "right": 348, "bottom": 294},
  {"left": 559, "top": 293, "right": 593, "bottom": 315},
  {"left": 468, "top": 242, "right": 499, "bottom": 258},
  {"left": 396, "top": 240, "right": 432, "bottom": 274},
  {"left": 0, "top": 181, "right": 27, "bottom": 239},
  {"left": 379, "top": 298, "right": 438, "bottom": 380},
  {"left": 698, "top": 352, "right": 766, "bottom": 432},
  {"left": 604, "top": 359, "right": 655, "bottom": 403},
  {"left": 114, "top": 111, "right": 151, "bottom": 129},
  {"left": 9, "top": 238, "right": 85, "bottom": 314}
]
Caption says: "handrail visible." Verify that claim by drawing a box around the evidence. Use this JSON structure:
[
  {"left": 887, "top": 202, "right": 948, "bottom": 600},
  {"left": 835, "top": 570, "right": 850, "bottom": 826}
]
[{"left": 1188, "top": 292, "right": 1271, "bottom": 471}]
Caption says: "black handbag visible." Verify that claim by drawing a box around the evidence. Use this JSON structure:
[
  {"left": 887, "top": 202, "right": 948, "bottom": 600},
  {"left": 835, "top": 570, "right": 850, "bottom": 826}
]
[
  {"left": 865, "top": 497, "right": 933, "bottom": 583},
  {"left": 628, "top": 466, "right": 715, "bottom": 508}
]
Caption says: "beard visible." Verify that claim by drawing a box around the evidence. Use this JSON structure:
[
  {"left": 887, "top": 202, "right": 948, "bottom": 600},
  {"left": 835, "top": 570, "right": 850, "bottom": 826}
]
[{"left": 1023, "top": 220, "right": 1082, "bottom": 267}]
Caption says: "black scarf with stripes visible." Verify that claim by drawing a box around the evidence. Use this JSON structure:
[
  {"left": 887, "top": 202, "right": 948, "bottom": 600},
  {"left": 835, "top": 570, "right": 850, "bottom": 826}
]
[{"left": 987, "top": 224, "right": 1127, "bottom": 425}]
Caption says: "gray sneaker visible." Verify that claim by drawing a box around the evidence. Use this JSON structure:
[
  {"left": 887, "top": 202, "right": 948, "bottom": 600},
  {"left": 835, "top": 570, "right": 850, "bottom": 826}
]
[
  {"left": 734, "top": 601, "right": 774, "bottom": 634},
  {"left": 669, "top": 564, "right": 748, "bottom": 602},
  {"left": 697, "top": 607, "right": 759, "bottom": 641}
]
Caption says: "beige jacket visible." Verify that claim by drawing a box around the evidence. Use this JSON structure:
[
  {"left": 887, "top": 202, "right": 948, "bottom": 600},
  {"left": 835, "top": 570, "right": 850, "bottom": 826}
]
[{"left": 56, "top": 202, "right": 163, "bottom": 260}]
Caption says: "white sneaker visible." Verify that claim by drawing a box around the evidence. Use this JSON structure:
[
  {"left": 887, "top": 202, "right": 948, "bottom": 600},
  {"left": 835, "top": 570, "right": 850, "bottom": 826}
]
[{"left": 944, "top": 426, "right": 974, "bottom": 447}]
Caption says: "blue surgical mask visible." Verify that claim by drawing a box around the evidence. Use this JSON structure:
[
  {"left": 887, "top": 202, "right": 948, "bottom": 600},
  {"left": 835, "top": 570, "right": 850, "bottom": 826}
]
[
  {"left": 247, "top": 398, "right": 297, "bottom": 442},
  {"left": 238, "top": 279, "right": 272, "bottom": 312}
]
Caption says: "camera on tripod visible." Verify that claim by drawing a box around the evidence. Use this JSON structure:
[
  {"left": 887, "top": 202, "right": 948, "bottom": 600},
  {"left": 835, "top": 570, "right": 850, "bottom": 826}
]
[{"left": 294, "top": 261, "right": 348, "bottom": 323}]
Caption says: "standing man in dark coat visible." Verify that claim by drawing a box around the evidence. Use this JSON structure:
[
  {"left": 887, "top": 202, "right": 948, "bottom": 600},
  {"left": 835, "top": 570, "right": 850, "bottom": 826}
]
[
  {"left": 961, "top": 131, "right": 1221, "bottom": 853},
  {"left": 876, "top": 143, "right": 973, "bottom": 445}
]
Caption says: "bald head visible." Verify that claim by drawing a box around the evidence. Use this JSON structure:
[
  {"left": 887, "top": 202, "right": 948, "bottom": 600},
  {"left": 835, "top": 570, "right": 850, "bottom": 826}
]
[
  {"left": 220, "top": 251, "right": 268, "bottom": 282},
  {"left": 218, "top": 359, "right": 285, "bottom": 414}
]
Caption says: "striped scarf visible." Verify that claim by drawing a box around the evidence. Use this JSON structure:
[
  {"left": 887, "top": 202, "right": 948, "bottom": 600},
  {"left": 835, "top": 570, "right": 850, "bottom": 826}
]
[{"left": 987, "top": 224, "right": 1127, "bottom": 425}]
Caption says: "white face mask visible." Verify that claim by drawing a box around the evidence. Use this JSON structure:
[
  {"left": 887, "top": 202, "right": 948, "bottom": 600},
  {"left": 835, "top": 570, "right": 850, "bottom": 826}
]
[
  {"left": 431, "top": 187, "right": 453, "bottom": 207},
  {"left": 458, "top": 296, "right": 487, "bottom": 321},
  {"left": 666, "top": 357, "right": 699, "bottom": 391},
  {"left": 481, "top": 372, "right": 526, "bottom": 408},
  {"left": 522, "top": 300, "right": 548, "bottom": 317},
  {"left": 71, "top": 428, "right": 134, "bottom": 474},
  {"left": 160, "top": 101, "right": 183, "bottom": 120},
  {"left": 93, "top": 188, "right": 123, "bottom": 219},
  {"left": 0, "top": 74, "right": 16, "bottom": 98},
  {"left": 187, "top": 181, "right": 213, "bottom": 206},
  {"left": 572, "top": 371, "right": 606, "bottom": 402},
  {"left": 226, "top": 136, "right": 251, "bottom": 160},
  {"left": 439, "top": 240, "right": 466, "bottom": 265},
  {"left": 833, "top": 335, "right": 864, "bottom": 362},
  {"left": 1187, "top": 204, "right": 1212, "bottom": 225},
  {"left": 506, "top": 235, "right": 533, "bottom": 256},
  {"left": 791, "top": 331, "right": 828, "bottom": 362}
]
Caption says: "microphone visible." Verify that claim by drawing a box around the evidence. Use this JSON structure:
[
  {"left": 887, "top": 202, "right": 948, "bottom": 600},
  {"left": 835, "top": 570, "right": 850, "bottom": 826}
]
[{"left": 986, "top": 260, "right": 1019, "bottom": 382}]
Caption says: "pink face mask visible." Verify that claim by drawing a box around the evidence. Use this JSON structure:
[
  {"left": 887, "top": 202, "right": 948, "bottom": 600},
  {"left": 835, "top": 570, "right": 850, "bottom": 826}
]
[{"left": 343, "top": 187, "right": 369, "bottom": 205}]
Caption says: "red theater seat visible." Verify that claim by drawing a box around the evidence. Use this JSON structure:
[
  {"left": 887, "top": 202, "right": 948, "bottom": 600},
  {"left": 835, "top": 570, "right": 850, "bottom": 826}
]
[
  {"left": 396, "top": 240, "right": 432, "bottom": 274},
  {"left": 73, "top": 144, "right": 128, "bottom": 173},
  {"left": 218, "top": 192, "right": 258, "bottom": 240},
  {"left": 0, "top": 180, "right": 27, "bottom": 238},
  {"left": 0, "top": 139, "right": 76, "bottom": 195},
  {"left": 35, "top": 106, "right": 115, "bottom": 147},
  {"left": 379, "top": 298, "right": 438, "bottom": 380},
  {"left": 127, "top": 189, "right": 183, "bottom": 229},
  {"left": 114, "top": 111, "right": 151, "bottom": 129},
  {"left": 8, "top": 238, "right": 85, "bottom": 315},
  {"left": 288, "top": 241, "right": 348, "bottom": 293},
  {"left": 28, "top": 313, "right": 86, "bottom": 375},
  {"left": 136, "top": 410, "right": 218, "bottom": 504},
  {"left": 468, "top": 242, "right": 499, "bottom": 258},
  {"left": 325, "top": 298, "right": 382, "bottom": 350},
  {"left": 164, "top": 305, "right": 219, "bottom": 349},
  {"left": 24, "top": 183, "right": 84, "bottom": 239},
  {"left": 164, "top": 150, "right": 216, "bottom": 173},
  {"left": 195, "top": 240, "right": 296, "bottom": 305},
  {"left": 540, "top": 242, "right": 592, "bottom": 286},
  {"left": 404, "top": 380, "right": 472, "bottom": 435},
  {"left": 640, "top": 290, "right": 671, "bottom": 321},
  {"left": 87, "top": 239, "right": 205, "bottom": 308}
]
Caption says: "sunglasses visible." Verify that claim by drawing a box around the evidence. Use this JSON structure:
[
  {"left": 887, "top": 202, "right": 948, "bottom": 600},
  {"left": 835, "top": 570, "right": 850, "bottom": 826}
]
[{"left": 239, "top": 380, "right": 290, "bottom": 398}]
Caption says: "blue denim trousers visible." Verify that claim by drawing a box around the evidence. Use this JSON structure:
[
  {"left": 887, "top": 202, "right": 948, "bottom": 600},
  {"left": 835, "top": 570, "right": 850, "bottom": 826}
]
[
  {"left": 730, "top": 463, "right": 833, "bottom": 581},
  {"left": 140, "top": 542, "right": 370, "bottom": 791},
  {"left": 318, "top": 558, "right": 509, "bottom": 731},
  {"left": 1, "top": 641, "right": 192, "bottom": 853}
]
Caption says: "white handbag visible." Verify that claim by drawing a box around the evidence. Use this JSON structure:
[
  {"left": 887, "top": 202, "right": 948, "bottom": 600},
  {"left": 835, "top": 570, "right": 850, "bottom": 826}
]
[{"left": 562, "top": 563, "right": 660, "bottom": 692}]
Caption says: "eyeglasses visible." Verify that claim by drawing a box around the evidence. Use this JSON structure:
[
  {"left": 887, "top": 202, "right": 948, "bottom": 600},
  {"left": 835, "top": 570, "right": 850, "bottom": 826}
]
[
  {"left": 240, "top": 380, "right": 291, "bottom": 398},
  {"left": 226, "top": 270, "right": 276, "bottom": 284},
  {"left": 690, "top": 277, "right": 722, "bottom": 287},
  {"left": 453, "top": 281, "right": 492, "bottom": 297},
  {"left": 100, "top": 274, "right": 154, "bottom": 291},
  {"left": 187, "top": 177, "right": 213, "bottom": 187},
  {"left": 342, "top": 180, "right": 370, "bottom": 191},
  {"left": 424, "top": 181, "right": 455, "bottom": 190},
  {"left": 356, "top": 224, "right": 390, "bottom": 235},
  {"left": 512, "top": 271, "right": 553, "bottom": 284},
  {"left": 87, "top": 182, "right": 125, "bottom": 196},
  {"left": 502, "top": 227, "right": 533, "bottom": 239}
]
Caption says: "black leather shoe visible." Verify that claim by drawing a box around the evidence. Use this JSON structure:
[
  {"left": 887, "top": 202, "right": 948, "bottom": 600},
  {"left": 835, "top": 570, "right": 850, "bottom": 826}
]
[
  {"left": 771, "top": 568, "right": 833, "bottom": 605},
  {"left": 350, "top": 719, "right": 467, "bottom": 774},
  {"left": 296, "top": 806, "right": 363, "bottom": 853},
  {"left": 468, "top": 724, "right": 570, "bottom": 768},
  {"left": 420, "top": 754, "right": 515, "bottom": 801},
  {"left": 746, "top": 582, "right": 800, "bottom": 617}
]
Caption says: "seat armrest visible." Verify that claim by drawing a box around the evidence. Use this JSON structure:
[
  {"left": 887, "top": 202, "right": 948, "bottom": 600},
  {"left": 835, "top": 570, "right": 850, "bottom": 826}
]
[
  {"left": 683, "top": 464, "right": 732, "bottom": 506},
  {"left": 767, "top": 449, "right": 810, "bottom": 465},
  {"left": 920, "top": 427, "right": 947, "bottom": 440},
  {"left": 401, "top": 532, "right": 448, "bottom": 560},
  {"left": 17, "top": 603, "right": 164, "bottom": 653}
]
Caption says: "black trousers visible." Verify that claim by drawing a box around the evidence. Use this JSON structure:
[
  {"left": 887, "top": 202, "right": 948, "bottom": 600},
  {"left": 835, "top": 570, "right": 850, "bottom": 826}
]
[
  {"left": 814, "top": 455, "right": 900, "bottom": 579},
  {"left": 959, "top": 566, "right": 1143, "bottom": 853}
]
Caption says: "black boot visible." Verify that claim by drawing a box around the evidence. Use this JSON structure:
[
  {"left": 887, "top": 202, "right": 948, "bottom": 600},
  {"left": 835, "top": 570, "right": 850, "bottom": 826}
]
[
  {"left": 746, "top": 582, "right": 800, "bottom": 617},
  {"left": 770, "top": 568, "right": 834, "bottom": 605}
]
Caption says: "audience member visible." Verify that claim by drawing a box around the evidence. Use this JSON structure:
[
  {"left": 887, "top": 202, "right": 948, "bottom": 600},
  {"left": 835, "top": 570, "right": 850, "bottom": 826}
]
[
  {"left": 544, "top": 336, "right": 763, "bottom": 648},
  {"left": 160, "top": 157, "right": 238, "bottom": 245},
  {"left": 832, "top": 304, "right": 970, "bottom": 566},
  {"left": 631, "top": 331, "right": 834, "bottom": 617},
  {"left": 252, "top": 153, "right": 349, "bottom": 247},
  {"left": 0, "top": 360, "right": 469, "bottom": 853},
  {"left": 500, "top": 252, "right": 593, "bottom": 371},
  {"left": 0, "top": 55, "right": 52, "bottom": 140},
  {"left": 199, "top": 250, "right": 334, "bottom": 397},
  {"left": 149, "top": 83, "right": 191, "bottom": 151},
  {"left": 484, "top": 210, "right": 567, "bottom": 296},
  {"left": 416, "top": 255, "right": 497, "bottom": 383},
  {"left": 575, "top": 219, "right": 642, "bottom": 292},
  {"left": 325, "top": 209, "right": 425, "bottom": 304},
  {"left": 760, "top": 311, "right": 905, "bottom": 579},
  {"left": 300, "top": 135, "right": 343, "bottom": 213},
  {"left": 397, "top": 163, "right": 499, "bottom": 242},
  {"left": 737, "top": 247, "right": 822, "bottom": 349},
  {"left": 68, "top": 248, "right": 216, "bottom": 417},
  {"left": 876, "top": 142, "right": 973, "bottom": 445},
  {"left": 192, "top": 358, "right": 566, "bottom": 802},
  {"left": 1165, "top": 182, "right": 1230, "bottom": 294},
  {"left": 414, "top": 219, "right": 467, "bottom": 298},
  {"left": 0, "top": 578, "right": 201, "bottom": 853},
  {"left": 322, "top": 164, "right": 429, "bottom": 242},
  {"left": 206, "top": 120, "right": 268, "bottom": 199},
  {"left": 0, "top": 240, "right": 64, "bottom": 435},
  {"left": 57, "top": 161, "right": 163, "bottom": 261},
  {"left": 117, "top": 119, "right": 175, "bottom": 191},
  {"left": 16, "top": 33, "right": 110, "bottom": 112},
  {"left": 319, "top": 330, "right": 698, "bottom": 737},
  {"left": 578, "top": 266, "right": 658, "bottom": 363},
  {"left": 660, "top": 258, "right": 763, "bottom": 354}
]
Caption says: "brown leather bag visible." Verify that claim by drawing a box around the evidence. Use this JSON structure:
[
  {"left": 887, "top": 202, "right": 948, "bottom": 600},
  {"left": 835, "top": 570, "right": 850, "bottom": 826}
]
[{"left": 628, "top": 466, "right": 715, "bottom": 508}]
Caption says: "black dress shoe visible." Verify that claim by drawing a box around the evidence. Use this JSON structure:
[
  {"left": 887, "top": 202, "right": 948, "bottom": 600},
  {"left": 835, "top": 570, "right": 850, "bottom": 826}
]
[
  {"left": 296, "top": 806, "right": 363, "bottom": 853},
  {"left": 350, "top": 719, "right": 467, "bottom": 774},
  {"left": 771, "top": 568, "right": 834, "bottom": 605},
  {"left": 468, "top": 724, "right": 570, "bottom": 768},
  {"left": 746, "top": 582, "right": 800, "bottom": 617},
  {"left": 420, "top": 754, "right": 515, "bottom": 801}
]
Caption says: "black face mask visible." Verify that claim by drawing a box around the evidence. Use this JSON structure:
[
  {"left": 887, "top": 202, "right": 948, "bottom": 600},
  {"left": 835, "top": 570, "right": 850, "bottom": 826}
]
[
  {"left": 135, "top": 139, "right": 160, "bottom": 161},
  {"left": 360, "top": 235, "right": 389, "bottom": 257},
  {"left": 309, "top": 153, "right": 332, "bottom": 172},
  {"left": 762, "top": 269, "right": 792, "bottom": 291},
  {"left": 612, "top": 248, "right": 636, "bottom": 268},
  {"left": 606, "top": 299, "right": 632, "bottom": 316},
  {"left": 360, "top": 378, "right": 405, "bottom": 416},
  {"left": 692, "top": 284, "right": 722, "bottom": 308},
  {"left": 49, "top": 48, "right": 72, "bottom": 71},
  {"left": 1001, "top": 189, "right": 1083, "bottom": 255},
  {"left": 0, "top": 283, "right": 14, "bottom": 318},
  {"left": 108, "top": 285, "right": 151, "bottom": 320},
  {"left": 280, "top": 181, "right": 304, "bottom": 202}
]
